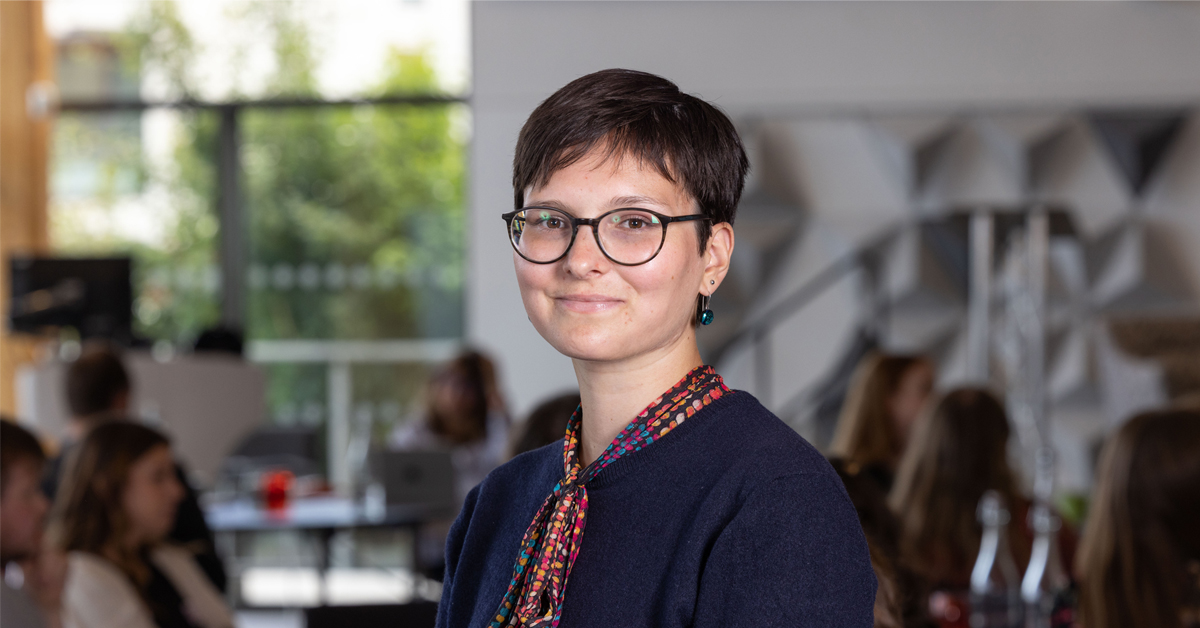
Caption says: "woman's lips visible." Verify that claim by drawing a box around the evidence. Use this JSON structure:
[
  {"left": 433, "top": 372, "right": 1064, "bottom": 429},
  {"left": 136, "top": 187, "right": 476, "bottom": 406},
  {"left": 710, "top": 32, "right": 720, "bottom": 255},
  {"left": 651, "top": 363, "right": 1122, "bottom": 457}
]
[{"left": 555, "top": 294, "right": 624, "bottom": 313}]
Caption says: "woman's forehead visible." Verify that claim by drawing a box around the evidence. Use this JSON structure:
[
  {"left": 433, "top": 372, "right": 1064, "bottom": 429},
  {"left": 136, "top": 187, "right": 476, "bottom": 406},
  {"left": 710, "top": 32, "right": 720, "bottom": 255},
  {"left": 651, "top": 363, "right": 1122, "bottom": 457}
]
[{"left": 526, "top": 149, "right": 695, "bottom": 211}]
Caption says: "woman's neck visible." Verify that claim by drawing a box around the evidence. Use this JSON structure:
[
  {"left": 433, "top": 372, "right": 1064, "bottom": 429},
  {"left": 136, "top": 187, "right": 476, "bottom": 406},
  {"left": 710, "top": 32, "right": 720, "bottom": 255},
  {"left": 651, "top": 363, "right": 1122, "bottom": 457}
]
[{"left": 573, "top": 334, "right": 704, "bottom": 467}]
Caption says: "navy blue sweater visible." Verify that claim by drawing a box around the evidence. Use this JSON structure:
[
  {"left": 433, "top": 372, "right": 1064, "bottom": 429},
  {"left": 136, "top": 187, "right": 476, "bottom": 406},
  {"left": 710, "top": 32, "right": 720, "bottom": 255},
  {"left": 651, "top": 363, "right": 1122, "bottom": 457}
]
[{"left": 437, "top": 390, "right": 876, "bottom": 627}]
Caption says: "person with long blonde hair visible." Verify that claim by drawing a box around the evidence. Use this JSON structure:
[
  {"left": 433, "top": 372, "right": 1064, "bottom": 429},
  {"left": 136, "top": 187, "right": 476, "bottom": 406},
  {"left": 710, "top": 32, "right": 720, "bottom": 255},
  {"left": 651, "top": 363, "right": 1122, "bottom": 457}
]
[
  {"left": 830, "top": 353, "right": 934, "bottom": 492},
  {"left": 49, "top": 422, "right": 231, "bottom": 628},
  {"left": 888, "top": 388, "right": 1031, "bottom": 590},
  {"left": 1076, "top": 407, "right": 1200, "bottom": 628}
]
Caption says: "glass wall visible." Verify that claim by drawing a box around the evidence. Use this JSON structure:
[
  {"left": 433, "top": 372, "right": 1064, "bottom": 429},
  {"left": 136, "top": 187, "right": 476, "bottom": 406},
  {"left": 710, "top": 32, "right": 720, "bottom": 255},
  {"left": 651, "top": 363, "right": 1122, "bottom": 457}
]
[{"left": 46, "top": 0, "right": 469, "bottom": 440}]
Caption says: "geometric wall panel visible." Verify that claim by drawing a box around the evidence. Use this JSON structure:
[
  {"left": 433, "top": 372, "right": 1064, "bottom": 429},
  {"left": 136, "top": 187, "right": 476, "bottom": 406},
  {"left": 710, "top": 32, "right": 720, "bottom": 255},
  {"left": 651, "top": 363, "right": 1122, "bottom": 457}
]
[
  {"left": 1087, "top": 219, "right": 1195, "bottom": 312},
  {"left": 978, "top": 114, "right": 1070, "bottom": 196},
  {"left": 1088, "top": 110, "right": 1187, "bottom": 199},
  {"left": 867, "top": 115, "right": 957, "bottom": 208}
]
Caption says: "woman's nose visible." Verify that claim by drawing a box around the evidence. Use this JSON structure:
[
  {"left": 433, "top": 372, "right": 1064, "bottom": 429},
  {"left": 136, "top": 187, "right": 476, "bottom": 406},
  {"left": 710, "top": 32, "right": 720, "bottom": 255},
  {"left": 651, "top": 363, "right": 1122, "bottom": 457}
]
[{"left": 563, "top": 224, "right": 608, "bottom": 276}]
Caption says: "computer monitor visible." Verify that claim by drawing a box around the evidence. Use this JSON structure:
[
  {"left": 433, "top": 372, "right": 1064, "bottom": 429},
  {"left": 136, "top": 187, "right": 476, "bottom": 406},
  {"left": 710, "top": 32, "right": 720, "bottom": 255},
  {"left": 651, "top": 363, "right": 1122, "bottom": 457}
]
[{"left": 8, "top": 256, "right": 133, "bottom": 344}]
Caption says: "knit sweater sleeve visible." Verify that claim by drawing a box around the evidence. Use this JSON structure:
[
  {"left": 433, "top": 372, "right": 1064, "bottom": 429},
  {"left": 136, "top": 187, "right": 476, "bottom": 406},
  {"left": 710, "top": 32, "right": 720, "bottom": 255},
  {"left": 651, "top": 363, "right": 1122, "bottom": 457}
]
[
  {"left": 693, "top": 472, "right": 877, "bottom": 628},
  {"left": 437, "top": 483, "right": 481, "bottom": 628}
]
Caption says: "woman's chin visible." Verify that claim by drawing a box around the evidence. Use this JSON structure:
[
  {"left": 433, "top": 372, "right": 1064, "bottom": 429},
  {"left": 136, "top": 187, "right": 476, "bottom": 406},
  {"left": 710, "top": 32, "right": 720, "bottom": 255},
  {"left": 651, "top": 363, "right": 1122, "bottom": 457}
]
[{"left": 549, "top": 332, "right": 633, "bottom": 364}]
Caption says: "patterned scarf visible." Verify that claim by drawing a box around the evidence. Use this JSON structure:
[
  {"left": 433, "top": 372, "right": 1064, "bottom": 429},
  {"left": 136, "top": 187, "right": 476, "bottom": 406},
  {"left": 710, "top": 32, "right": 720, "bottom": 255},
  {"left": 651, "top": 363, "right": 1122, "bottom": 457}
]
[{"left": 489, "top": 365, "right": 731, "bottom": 627}]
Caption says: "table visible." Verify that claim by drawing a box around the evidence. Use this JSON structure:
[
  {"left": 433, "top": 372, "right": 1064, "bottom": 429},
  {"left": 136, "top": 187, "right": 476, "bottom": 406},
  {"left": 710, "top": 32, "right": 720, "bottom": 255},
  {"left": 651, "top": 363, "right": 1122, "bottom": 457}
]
[{"left": 205, "top": 496, "right": 453, "bottom": 604}]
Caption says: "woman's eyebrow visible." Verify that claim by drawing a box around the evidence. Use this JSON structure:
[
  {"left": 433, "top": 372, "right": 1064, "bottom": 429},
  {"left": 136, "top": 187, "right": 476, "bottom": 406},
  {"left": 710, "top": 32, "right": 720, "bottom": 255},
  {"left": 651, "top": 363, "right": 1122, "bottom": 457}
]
[
  {"left": 523, "top": 199, "right": 570, "bottom": 210},
  {"left": 522, "top": 196, "right": 668, "bottom": 211},
  {"left": 610, "top": 195, "right": 668, "bottom": 208}
]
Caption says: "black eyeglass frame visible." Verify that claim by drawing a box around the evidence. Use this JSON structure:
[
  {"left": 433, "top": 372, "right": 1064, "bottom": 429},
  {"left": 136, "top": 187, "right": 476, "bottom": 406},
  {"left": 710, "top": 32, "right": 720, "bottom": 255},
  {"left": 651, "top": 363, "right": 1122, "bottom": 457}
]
[{"left": 501, "top": 206, "right": 709, "bottom": 266}]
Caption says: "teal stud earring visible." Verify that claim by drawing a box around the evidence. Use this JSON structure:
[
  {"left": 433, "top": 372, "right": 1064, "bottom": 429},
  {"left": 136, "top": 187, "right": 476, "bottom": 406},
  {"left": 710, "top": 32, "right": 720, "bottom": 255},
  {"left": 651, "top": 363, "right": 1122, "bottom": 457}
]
[{"left": 698, "top": 293, "right": 714, "bottom": 325}]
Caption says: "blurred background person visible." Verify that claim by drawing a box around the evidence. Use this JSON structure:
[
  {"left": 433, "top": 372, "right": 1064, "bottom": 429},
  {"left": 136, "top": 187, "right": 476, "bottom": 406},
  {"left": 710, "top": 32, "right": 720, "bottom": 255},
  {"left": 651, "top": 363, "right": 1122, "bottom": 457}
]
[
  {"left": 189, "top": 326, "right": 244, "bottom": 357},
  {"left": 506, "top": 391, "right": 580, "bottom": 460},
  {"left": 41, "top": 343, "right": 225, "bottom": 593},
  {"left": 830, "top": 353, "right": 935, "bottom": 493},
  {"left": 887, "top": 389, "right": 1037, "bottom": 616},
  {"left": 42, "top": 343, "right": 132, "bottom": 496},
  {"left": 2, "top": 420, "right": 65, "bottom": 628},
  {"left": 49, "top": 422, "right": 232, "bottom": 628},
  {"left": 390, "top": 349, "right": 510, "bottom": 499},
  {"left": 389, "top": 349, "right": 510, "bottom": 579},
  {"left": 1075, "top": 407, "right": 1200, "bottom": 628}
]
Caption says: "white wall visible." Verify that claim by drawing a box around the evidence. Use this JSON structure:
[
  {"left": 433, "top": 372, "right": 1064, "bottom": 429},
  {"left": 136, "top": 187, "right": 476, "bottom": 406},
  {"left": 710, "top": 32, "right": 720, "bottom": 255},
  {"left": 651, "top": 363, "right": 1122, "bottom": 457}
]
[{"left": 469, "top": 1, "right": 1200, "bottom": 418}]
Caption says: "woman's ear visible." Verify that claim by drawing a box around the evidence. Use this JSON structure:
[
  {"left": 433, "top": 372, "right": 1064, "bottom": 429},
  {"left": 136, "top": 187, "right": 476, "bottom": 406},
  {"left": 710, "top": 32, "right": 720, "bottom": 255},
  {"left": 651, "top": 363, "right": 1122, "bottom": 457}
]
[{"left": 701, "top": 222, "right": 734, "bottom": 294}]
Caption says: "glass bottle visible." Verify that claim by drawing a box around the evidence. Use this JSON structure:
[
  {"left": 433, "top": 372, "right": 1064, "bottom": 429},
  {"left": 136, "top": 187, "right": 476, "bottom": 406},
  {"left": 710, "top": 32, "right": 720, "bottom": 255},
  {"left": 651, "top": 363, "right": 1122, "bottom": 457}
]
[
  {"left": 1021, "top": 502, "right": 1075, "bottom": 628},
  {"left": 970, "top": 490, "right": 1022, "bottom": 628}
]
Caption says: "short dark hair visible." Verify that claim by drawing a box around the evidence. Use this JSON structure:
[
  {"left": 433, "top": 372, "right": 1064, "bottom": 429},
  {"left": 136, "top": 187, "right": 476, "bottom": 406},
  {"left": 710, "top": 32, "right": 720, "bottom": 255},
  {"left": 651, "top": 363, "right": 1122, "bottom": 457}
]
[
  {"left": 513, "top": 69, "right": 749, "bottom": 252},
  {"left": 1, "top": 419, "right": 46, "bottom": 497},
  {"left": 66, "top": 344, "right": 131, "bottom": 418}
]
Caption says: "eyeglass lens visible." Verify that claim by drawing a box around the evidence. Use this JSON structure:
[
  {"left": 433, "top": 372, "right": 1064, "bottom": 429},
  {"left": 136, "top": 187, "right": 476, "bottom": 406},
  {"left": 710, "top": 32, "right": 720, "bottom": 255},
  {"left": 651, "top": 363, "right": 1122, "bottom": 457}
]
[{"left": 510, "top": 208, "right": 665, "bottom": 265}]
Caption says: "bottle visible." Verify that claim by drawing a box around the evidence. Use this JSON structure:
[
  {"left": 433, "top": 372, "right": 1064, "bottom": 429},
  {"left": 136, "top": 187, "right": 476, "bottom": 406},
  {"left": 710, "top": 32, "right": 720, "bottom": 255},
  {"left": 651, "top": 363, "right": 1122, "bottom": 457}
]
[
  {"left": 1021, "top": 502, "right": 1075, "bottom": 628},
  {"left": 970, "top": 490, "right": 1022, "bottom": 628}
]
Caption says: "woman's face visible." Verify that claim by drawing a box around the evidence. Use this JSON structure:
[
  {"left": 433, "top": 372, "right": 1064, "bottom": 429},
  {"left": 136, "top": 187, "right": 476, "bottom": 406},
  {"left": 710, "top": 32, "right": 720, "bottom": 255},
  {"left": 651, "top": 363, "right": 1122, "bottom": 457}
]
[
  {"left": 122, "top": 444, "right": 184, "bottom": 546},
  {"left": 515, "top": 149, "right": 731, "bottom": 364},
  {"left": 0, "top": 460, "right": 50, "bottom": 563},
  {"left": 888, "top": 362, "right": 934, "bottom": 447}
]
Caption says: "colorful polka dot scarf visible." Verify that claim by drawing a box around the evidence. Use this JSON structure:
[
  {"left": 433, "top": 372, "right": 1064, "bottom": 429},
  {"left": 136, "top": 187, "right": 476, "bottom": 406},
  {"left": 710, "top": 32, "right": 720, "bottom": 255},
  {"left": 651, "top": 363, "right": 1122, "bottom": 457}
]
[{"left": 489, "top": 365, "right": 731, "bottom": 627}]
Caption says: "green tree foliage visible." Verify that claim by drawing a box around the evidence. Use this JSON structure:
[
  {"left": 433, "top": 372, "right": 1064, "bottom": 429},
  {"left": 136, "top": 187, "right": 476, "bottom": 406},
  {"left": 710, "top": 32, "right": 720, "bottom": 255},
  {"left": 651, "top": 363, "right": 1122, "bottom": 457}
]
[
  {"left": 60, "top": 0, "right": 465, "bottom": 345},
  {"left": 54, "top": 1, "right": 464, "bottom": 426},
  {"left": 239, "top": 7, "right": 465, "bottom": 340}
]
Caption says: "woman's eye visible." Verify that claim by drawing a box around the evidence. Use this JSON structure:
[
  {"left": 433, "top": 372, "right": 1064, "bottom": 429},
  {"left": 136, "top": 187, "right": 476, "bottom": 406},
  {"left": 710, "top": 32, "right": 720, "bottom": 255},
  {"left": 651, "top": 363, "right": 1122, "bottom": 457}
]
[
  {"left": 531, "top": 212, "right": 564, "bottom": 229},
  {"left": 615, "top": 214, "right": 653, "bottom": 229}
]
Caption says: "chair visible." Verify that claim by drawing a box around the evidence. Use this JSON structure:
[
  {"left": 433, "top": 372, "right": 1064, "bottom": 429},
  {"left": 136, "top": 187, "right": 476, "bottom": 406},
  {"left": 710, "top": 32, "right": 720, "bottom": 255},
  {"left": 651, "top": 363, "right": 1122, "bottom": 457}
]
[{"left": 304, "top": 602, "right": 438, "bottom": 628}]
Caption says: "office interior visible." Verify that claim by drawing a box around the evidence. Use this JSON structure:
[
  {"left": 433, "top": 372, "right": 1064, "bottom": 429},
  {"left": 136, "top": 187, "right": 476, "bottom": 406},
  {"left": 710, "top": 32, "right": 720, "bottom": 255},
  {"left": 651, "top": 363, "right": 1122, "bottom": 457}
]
[{"left": 3, "top": 2, "right": 1200, "bottom": 628}]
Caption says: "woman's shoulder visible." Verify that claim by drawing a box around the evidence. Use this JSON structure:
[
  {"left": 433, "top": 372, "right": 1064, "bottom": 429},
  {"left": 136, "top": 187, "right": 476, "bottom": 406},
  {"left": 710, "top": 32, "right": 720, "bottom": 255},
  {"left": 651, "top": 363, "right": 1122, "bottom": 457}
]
[
  {"left": 63, "top": 552, "right": 156, "bottom": 628},
  {"left": 65, "top": 551, "right": 133, "bottom": 588},
  {"left": 389, "top": 418, "right": 440, "bottom": 450},
  {"left": 697, "top": 390, "right": 837, "bottom": 479}
]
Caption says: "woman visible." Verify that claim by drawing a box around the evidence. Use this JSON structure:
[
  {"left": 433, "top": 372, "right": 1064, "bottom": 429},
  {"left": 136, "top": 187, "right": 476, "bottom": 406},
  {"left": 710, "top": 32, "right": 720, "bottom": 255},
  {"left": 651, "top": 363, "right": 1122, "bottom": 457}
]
[
  {"left": 830, "top": 353, "right": 934, "bottom": 493},
  {"left": 392, "top": 351, "right": 511, "bottom": 577},
  {"left": 391, "top": 350, "right": 510, "bottom": 500},
  {"left": 888, "top": 389, "right": 1033, "bottom": 592},
  {"left": 436, "top": 69, "right": 875, "bottom": 627},
  {"left": 49, "top": 422, "right": 232, "bottom": 628},
  {"left": 1076, "top": 407, "right": 1200, "bottom": 628},
  {"left": 2, "top": 419, "right": 65, "bottom": 628}
]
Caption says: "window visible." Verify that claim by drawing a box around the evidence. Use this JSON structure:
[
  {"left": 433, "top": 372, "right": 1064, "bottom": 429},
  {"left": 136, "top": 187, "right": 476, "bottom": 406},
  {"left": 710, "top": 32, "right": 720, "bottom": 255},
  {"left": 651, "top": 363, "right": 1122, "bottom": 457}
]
[{"left": 47, "top": 0, "right": 469, "bottom": 463}]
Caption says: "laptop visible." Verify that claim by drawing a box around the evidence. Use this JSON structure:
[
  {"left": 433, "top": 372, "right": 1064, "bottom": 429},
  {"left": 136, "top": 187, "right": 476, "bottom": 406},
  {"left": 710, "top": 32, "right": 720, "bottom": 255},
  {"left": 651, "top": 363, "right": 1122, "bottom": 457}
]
[{"left": 369, "top": 450, "right": 457, "bottom": 510}]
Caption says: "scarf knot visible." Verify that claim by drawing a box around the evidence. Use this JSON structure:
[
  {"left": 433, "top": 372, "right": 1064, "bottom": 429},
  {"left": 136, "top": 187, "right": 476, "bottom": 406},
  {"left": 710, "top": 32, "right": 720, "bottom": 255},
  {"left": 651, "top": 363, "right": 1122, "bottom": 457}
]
[{"left": 488, "top": 365, "right": 730, "bottom": 627}]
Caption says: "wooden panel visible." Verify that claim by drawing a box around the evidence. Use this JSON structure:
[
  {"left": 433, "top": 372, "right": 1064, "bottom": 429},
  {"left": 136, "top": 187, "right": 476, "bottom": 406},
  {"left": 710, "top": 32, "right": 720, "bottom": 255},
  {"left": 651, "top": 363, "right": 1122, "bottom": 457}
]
[{"left": 0, "top": 1, "right": 52, "bottom": 417}]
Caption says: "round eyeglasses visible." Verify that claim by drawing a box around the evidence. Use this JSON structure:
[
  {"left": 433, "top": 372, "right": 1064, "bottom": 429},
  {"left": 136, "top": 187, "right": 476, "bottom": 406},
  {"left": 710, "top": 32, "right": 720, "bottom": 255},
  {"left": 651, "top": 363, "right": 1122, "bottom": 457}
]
[{"left": 502, "top": 206, "right": 708, "bottom": 266}]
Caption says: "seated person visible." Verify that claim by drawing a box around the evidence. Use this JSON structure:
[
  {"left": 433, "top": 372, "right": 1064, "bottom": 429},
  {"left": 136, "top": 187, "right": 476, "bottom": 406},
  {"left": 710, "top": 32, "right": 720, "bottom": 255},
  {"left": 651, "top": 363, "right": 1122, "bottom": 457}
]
[
  {"left": 507, "top": 391, "right": 580, "bottom": 459},
  {"left": 888, "top": 389, "right": 1076, "bottom": 626},
  {"left": 42, "top": 344, "right": 225, "bottom": 592},
  {"left": 50, "top": 422, "right": 232, "bottom": 628},
  {"left": 1076, "top": 407, "right": 1200, "bottom": 628},
  {"left": 390, "top": 350, "right": 510, "bottom": 501},
  {"left": 2, "top": 420, "right": 65, "bottom": 628},
  {"left": 889, "top": 389, "right": 1032, "bottom": 591},
  {"left": 829, "top": 353, "right": 935, "bottom": 494},
  {"left": 390, "top": 350, "right": 510, "bottom": 577}
]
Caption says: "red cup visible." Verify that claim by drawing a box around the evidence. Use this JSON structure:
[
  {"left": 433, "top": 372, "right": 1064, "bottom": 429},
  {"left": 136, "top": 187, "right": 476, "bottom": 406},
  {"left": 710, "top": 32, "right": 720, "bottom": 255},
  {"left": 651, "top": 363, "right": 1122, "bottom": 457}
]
[{"left": 261, "top": 469, "right": 295, "bottom": 512}]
